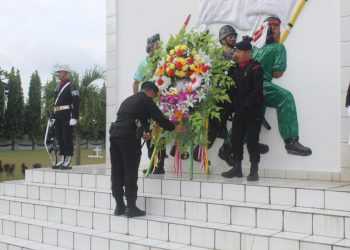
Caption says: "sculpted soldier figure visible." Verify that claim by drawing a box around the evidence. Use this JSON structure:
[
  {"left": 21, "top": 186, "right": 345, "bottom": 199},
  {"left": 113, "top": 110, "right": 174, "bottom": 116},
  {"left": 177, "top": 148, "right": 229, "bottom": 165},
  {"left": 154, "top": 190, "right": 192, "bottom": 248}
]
[{"left": 252, "top": 17, "right": 312, "bottom": 156}]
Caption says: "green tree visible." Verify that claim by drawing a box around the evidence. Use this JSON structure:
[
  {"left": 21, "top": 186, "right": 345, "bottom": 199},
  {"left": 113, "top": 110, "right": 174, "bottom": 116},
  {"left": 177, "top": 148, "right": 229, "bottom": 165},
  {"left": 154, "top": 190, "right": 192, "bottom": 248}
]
[
  {"left": 25, "top": 71, "right": 42, "bottom": 149},
  {"left": 4, "top": 68, "right": 25, "bottom": 150}
]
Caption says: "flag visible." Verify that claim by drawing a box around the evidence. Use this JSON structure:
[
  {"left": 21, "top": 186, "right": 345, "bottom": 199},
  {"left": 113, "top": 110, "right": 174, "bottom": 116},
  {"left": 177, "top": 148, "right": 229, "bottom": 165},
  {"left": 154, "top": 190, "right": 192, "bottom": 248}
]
[
  {"left": 196, "top": 0, "right": 298, "bottom": 30},
  {"left": 196, "top": 0, "right": 258, "bottom": 31},
  {"left": 245, "top": 0, "right": 298, "bottom": 26}
]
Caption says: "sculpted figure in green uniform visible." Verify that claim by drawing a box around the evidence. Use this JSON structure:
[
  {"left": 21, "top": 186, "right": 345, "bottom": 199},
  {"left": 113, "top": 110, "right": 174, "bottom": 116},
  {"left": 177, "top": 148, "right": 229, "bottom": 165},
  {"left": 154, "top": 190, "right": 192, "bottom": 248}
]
[{"left": 252, "top": 17, "right": 311, "bottom": 156}]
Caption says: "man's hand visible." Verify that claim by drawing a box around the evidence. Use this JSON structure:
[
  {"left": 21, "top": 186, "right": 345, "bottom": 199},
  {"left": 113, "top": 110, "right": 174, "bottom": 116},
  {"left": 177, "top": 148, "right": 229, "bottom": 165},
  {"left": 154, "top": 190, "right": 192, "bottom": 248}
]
[
  {"left": 142, "top": 132, "right": 152, "bottom": 141},
  {"left": 49, "top": 119, "right": 55, "bottom": 126},
  {"left": 175, "top": 124, "right": 187, "bottom": 133},
  {"left": 69, "top": 119, "right": 77, "bottom": 126}
]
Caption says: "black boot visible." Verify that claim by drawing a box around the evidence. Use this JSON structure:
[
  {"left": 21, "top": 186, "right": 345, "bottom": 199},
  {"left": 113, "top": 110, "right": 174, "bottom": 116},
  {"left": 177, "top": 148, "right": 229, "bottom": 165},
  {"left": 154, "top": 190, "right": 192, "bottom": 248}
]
[
  {"left": 218, "top": 144, "right": 235, "bottom": 166},
  {"left": 247, "top": 162, "right": 259, "bottom": 181},
  {"left": 114, "top": 196, "right": 126, "bottom": 216},
  {"left": 284, "top": 137, "right": 312, "bottom": 156},
  {"left": 221, "top": 161, "right": 243, "bottom": 178},
  {"left": 125, "top": 200, "right": 146, "bottom": 218},
  {"left": 170, "top": 144, "right": 176, "bottom": 157},
  {"left": 258, "top": 143, "right": 269, "bottom": 154}
]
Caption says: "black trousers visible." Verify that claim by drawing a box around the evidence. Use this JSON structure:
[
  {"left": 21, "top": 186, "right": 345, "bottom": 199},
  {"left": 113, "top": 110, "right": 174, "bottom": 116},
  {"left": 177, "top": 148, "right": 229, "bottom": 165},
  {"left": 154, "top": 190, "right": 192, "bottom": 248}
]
[
  {"left": 55, "top": 118, "right": 74, "bottom": 156},
  {"left": 231, "top": 109, "right": 262, "bottom": 163},
  {"left": 146, "top": 140, "right": 165, "bottom": 167},
  {"left": 110, "top": 137, "right": 141, "bottom": 202}
]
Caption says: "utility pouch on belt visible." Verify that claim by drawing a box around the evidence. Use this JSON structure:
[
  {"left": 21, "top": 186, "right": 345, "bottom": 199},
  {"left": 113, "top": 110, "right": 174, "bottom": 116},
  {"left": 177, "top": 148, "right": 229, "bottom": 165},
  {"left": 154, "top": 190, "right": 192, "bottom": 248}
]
[{"left": 109, "top": 122, "right": 117, "bottom": 134}]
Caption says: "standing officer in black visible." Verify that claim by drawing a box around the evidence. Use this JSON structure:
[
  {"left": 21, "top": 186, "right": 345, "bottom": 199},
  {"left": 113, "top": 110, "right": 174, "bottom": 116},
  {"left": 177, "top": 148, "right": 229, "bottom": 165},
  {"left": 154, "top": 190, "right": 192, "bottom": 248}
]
[
  {"left": 53, "top": 64, "right": 80, "bottom": 170},
  {"left": 110, "top": 81, "right": 177, "bottom": 218},
  {"left": 221, "top": 40, "right": 264, "bottom": 181}
]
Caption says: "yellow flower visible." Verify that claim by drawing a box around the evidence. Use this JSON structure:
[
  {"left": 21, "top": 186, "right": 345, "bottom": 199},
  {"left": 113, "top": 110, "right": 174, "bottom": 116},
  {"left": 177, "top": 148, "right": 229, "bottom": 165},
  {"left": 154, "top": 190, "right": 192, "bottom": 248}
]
[
  {"left": 182, "top": 65, "right": 188, "bottom": 71},
  {"left": 175, "top": 70, "right": 186, "bottom": 77},
  {"left": 178, "top": 57, "right": 186, "bottom": 64},
  {"left": 174, "top": 45, "right": 180, "bottom": 51},
  {"left": 166, "top": 56, "right": 171, "bottom": 62},
  {"left": 169, "top": 49, "right": 175, "bottom": 55},
  {"left": 190, "top": 64, "right": 196, "bottom": 71},
  {"left": 181, "top": 45, "right": 187, "bottom": 50},
  {"left": 169, "top": 63, "right": 175, "bottom": 69},
  {"left": 191, "top": 49, "right": 197, "bottom": 56}
]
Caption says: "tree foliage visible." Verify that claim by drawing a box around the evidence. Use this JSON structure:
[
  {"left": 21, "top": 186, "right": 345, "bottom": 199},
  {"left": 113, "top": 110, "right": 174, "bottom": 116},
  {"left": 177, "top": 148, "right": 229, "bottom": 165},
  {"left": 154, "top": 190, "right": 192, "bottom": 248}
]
[
  {"left": 4, "top": 68, "right": 25, "bottom": 149},
  {"left": 25, "top": 71, "right": 42, "bottom": 147}
]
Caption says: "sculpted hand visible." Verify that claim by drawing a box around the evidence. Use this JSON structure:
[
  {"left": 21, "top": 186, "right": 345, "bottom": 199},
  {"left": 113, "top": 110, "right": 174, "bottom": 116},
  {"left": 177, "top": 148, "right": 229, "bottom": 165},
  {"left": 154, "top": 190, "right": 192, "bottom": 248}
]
[
  {"left": 142, "top": 132, "right": 152, "bottom": 141},
  {"left": 69, "top": 119, "right": 77, "bottom": 126}
]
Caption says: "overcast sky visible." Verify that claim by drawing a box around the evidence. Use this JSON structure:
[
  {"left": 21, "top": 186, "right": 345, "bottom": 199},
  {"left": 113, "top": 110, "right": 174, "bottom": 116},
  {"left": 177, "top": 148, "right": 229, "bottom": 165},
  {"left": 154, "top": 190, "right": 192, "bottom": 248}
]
[{"left": 0, "top": 0, "right": 106, "bottom": 98}]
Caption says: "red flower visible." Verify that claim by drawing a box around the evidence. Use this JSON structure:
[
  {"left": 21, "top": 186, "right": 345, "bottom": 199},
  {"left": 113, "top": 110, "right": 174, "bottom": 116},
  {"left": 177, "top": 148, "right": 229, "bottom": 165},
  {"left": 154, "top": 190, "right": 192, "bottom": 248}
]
[
  {"left": 185, "top": 71, "right": 192, "bottom": 77},
  {"left": 176, "top": 62, "right": 183, "bottom": 70},
  {"left": 168, "top": 69, "right": 175, "bottom": 77},
  {"left": 176, "top": 49, "right": 184, "bottom": 55},
  {"left": 201, "top": 65, "right": 209, "bottom": 73},
  {"left": 157, "top": 78, "right": 164, "bottom": 85},
  {"left": 169, "top": 56, "right": 174, "bottom": 62},
  {"left": 187, "top": 58, "right": 194, "bottom": 65},
  {"left": 191, "top": 78, "right": 197, "bottom": 83}
]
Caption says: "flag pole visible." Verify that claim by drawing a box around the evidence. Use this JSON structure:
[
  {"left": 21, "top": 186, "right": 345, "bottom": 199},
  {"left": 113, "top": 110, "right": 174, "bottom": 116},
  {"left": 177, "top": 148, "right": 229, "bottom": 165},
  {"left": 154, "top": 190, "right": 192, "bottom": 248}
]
[{"left": 280, "top": 0, "right": 308, "bottom": 44}]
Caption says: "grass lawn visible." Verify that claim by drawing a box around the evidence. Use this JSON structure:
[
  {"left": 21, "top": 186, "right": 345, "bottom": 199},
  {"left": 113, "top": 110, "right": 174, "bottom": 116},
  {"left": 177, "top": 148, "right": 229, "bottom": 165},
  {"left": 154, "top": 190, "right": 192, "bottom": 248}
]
[{"left": 0, "top": 148, "right": 106, "bottom": 182}]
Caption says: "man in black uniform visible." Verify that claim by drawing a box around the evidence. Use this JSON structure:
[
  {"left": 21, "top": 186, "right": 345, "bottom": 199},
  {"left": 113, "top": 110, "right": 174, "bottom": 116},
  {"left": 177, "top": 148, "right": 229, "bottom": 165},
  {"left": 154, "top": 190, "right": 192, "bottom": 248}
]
[
  {"left": 52, "top": 64, "right": 80, "bottom": 170},
  {"left": 221, "top": 40, "right": 264, "bottom": 181},
  {"left": 110, "top": 81, "right": 180, "bottom": 217}
]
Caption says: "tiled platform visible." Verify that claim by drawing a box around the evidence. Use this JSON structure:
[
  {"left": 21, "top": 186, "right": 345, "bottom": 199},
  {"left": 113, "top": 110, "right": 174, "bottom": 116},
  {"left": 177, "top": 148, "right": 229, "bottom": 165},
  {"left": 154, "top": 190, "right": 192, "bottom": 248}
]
[{"left": 0, "top": 165, "right": 350, "bottom": 249}]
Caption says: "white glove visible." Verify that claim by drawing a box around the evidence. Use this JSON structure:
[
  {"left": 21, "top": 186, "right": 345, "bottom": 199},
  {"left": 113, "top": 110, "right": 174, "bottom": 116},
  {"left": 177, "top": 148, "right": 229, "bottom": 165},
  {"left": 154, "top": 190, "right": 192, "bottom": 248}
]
[
  {"left": 347, "top": 106, "right": 350, "bottom": 117},
  {"left": 69, "top": 118, "right": 77, "bottom": 126},
  {"left": 49, "top": 119, "right": 55, "bottom": 126}
]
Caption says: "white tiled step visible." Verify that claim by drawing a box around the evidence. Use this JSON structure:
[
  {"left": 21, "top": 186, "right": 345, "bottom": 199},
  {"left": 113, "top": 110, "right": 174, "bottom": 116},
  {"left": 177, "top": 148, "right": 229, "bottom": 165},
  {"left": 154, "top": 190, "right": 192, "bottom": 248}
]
[
  {"left": 0, "top": 214, "right": 208, "bottom": 250},
  {"left": 0, "top": 234, "right": 69, "bottom": 250},
  {"left": 0, "top": 213, "right": 349, "bottom": 250},
  {"left": 0, "top": 189, "right": 349, "bottom": 241},
  {"left": 23, "top": 168, "right": 350, "bottom": 211}
]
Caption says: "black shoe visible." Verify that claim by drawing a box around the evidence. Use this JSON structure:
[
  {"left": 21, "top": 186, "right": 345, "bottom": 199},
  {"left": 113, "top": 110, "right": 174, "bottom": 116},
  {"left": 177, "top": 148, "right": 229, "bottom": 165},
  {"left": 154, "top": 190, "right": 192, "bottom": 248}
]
[
  {"left": 125, "top": 207, "right": 146, "bottom": 218},
  {"left": 181, "top": 152, "right": 189, "bottom": 160},
  {"left": 60, "top": 164, "right": 72, "bottom": 170},
  {"left": 258, "top": 143, "right": 269, "bottom": 154},
  {"left": 170, "top": 144, "right": 176, "bottom": 157},
  {"left": 285, "top": 137, "right": 312, "bottom": 156},
  {"left": 114, "top": 206, "right": 126, "bottom": 216},
  {"left": 247, "top": 163, "right": 259, "bottom": 181},
  {"left": 221, "top": 161, "right": 242, "bottom": 178},
  {"left": 218, "top": 145, "right": 235, "bottom": 166},
  {"left": 51, "top": 165, "right": 60, "bottom": 169},
  {"left": 152, "top": 167, "right": 165, "bottom": 174}
]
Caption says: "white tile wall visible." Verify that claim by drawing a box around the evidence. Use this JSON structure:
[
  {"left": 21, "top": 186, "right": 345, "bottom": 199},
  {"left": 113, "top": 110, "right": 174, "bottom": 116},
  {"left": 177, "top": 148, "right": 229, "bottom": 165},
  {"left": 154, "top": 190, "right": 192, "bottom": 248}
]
[
  {"left": 164, "top": 200, "right": 185, "bottom": 218},
  {"left": 246, "top": 186, "right": 269, "bottom": 204},
  {"left": 169, "top": 224, "right": 191, "bottom": 244},
  {"left": 35, "top": 205, "right": 48, "bottom": 221},
  {"left": 162, "top": 180, "right": 180, "bottom": 196},
  {"left": 257, "top": 209, "right": 283, "bottom": 230},
  {"left": 48, "top": 207, "right": 61, "bottom": 223},
  {"left": 95, "top": 192, "right": 111, "bottom": 209},
  {"left": 185, "top": 202, "right": 207, "bottom": 221},
  {"left": 325, "top": 191, "right": 350, "bottom": 211},
  {"left": 27, "top": 186, "right": 39, "bottom": 200},
  {"left": 313, "top": 215, "right": 345, "bottom": 238},
  {"left": 93, "top": 213, "right": 110, "bottom": 231},
  {"left": 207, "top": 204, "right": 230, "bottom": 224},
  {"left": 28, "top": 225, "right": 42, "bottom": 242},
  {"left": 77, "top": 211, "right": 93, "bottom": 228},
  {"left": 22, "top": 203, "right": 34, "bottom": 218},
  {"left": 74, "top": 233, "right": 91, "bottom": 250},
  {"left": 110, "top": 240, "right": 128, "bottom": 250},
  {"left": 0, "top": 200, "right": 9, "bottom": 214},
  {"left": 10, "top": 201, "right": 21, "bottom": 216},
  {"left": 270, "top": 187, "right": 295, "bottom": 206},
  {"left": 148, "top": 221, "right": 168, "bottom": 241},
  {"left": 43, "top": 227, "right": 58, "bottom": 245},
  {"left": 129, "top": 218, "right": 147, "bottom": 237},
  {"left": 270, "top": 237, "right": 299, "bottom": 250},
  {"left": 44, "top": 171, "right": 56, "bottom": 185},
  {"left": 181, "top": 181, "right": 200, "bottom": 197},
  {"left": 241, "top": 234, "right": 269, "bottom": 250},
  {"left": 191, "top": 226, "right": 215, "bottom": 249},
  {"left": 223, "top": 184, "right": 245, "bottom": 201},
  {"left": 231, "top": 207, "right": 256, "bottom": 227},
  {"left": 82, "top": 174, "right": 96, "bottom": 188},
  {"left": 300, "top": 242, "right": 332, "bottom": 250},
  {"left": 58, "top": 229, "right": 73, "bottom": 249},
  {"left": 110, "top": 215, "right": 128, "bottom": 234},
  {"left": 91, "top": 236, "right": 109, "bottom": 250},
  {"left": 297, "top": 189, "right": 324, "bottom": 208},
  {"left": 96, "top": 175, "right": 111, "bottom": 189},
  {"left": 15, "top": 185, "right": 27, "bottom": 198},
  {"left": 51, "top": 188, "right": 65, "bottom": 203},
  {"left": 15, "top": 223, "right": 28, "bottom": 239},
  {"left": 346, "top": 218, "right": 350, "bottom": 239},
  {"left": 56, "top": 172, "right": 68, "bottom": 186},
  {"left": 39, "top": 187, "right": 52, "bottom": 201},
  {"left": 201, "top": 182, "right": 222, "bottom": 199},
  {"left": 69, "top": 173, "right": 82, "bottom": 187},
  {"left": 145, "top": 198, "right": 164, "bottom": 216},
  {"left": 62, "top": 209, "right": 77, "bottom": 226},
  {"left": 80, "top": 191, "right": 95, "bottom": 207},
  {"left": 215, "top": 230, "right": 240, "bottom": 250},
  {"left": 284, "top": 211, "right": 313, "bottom": 234},
  {"left": 144, "top": 179, "right": 161, "bottom": 194},
  {"left": 66, "top": 190, "right": 79, "bottom": 205},
  {"left": 4, "top": 183, "right": 16, "bottom": 197},
  {"left": 32, "top": 171, "right": 44, "bottom": 183}
]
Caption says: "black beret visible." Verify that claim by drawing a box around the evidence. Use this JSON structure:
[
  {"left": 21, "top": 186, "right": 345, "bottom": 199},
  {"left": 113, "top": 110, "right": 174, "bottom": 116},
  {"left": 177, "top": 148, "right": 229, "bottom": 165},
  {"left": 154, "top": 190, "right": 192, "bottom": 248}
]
[
  {"left": 141, "top": 81, "right": 159, "bottom": 94},
  {"left": 234, "top": 40, "right": 252, "bottom": 51},
  {"left": 147, "top": 34, "right": 160, "bottom": 45}
]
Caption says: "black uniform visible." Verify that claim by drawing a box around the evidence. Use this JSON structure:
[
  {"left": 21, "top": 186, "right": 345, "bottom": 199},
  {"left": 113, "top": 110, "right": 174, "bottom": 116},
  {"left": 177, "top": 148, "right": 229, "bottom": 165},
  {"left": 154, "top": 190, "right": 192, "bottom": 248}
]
[
  {"left": 109, "top": 92, "right": 174, "bottom": 204},
  {"left": 228, "top": 59, "right": 264, "bottom": 163},
  {"left": 346, "top": 83, "right": 350, "bottom": 107},
  {"left": 54, "top": 80, "right": 80, "bottom": 156}
]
